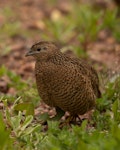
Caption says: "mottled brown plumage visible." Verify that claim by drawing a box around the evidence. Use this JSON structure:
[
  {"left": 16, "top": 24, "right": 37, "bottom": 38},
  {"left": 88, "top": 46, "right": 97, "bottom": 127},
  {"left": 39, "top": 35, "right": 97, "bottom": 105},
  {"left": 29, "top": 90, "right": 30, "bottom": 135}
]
[{"left": 26, "top": 41, "right": 101, "bottom": 118}]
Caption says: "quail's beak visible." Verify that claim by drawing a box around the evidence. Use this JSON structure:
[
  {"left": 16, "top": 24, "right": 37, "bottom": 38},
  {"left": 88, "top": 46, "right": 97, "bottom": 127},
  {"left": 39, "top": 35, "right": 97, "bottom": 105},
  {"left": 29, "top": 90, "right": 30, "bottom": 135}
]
[{"left": 25, "top": 50, "right": 33, "bottom": 57}]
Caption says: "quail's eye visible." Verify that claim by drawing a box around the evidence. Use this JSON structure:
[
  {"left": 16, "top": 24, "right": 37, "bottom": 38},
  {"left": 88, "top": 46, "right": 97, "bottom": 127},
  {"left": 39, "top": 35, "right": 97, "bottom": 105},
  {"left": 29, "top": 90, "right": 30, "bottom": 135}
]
[{"left": 37, "top": 48, "right": 41, "bottom": 51}]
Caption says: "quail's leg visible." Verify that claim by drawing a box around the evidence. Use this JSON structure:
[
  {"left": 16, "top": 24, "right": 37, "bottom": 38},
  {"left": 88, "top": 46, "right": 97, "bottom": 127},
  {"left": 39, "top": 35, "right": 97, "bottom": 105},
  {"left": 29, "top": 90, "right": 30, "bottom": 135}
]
[
  {"left": 59, "top": 115, "right": 82, "bottom": 129},
  {"left": 51, "top": 107, "right": 65, "bottom": 121}
]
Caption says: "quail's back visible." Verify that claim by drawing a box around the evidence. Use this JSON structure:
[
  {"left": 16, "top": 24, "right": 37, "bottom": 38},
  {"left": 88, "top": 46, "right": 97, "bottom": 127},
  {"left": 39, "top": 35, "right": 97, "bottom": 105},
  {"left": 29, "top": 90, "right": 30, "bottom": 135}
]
[{"left": 26, "top": 41, "right": 101, "bottom": 116}]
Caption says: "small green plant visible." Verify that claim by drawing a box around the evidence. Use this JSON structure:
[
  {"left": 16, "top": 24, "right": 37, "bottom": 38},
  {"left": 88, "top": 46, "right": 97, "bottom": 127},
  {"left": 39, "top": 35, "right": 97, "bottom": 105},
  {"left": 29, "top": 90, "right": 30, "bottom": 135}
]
[
  {"left": 1, "top": 7, "right": 14, "bottom": 18},
  {"left": 0, "top": 7, "right": 21, "bottom": 38},
  {"left": 102, "top": 8, "right": 120, "bottom": 42},
  {"left": 102, "top": 9, "right": 118, "bottom": 30},
  {"left": 0, "top": 113, "right": 13, "bottom": 150},
  {"left": 0, "top": 66, "right": 40, "bottom": 105},
  {"left": 73, "top": 46, "right": 88, "bottom": 58},
  {"left": 70, "top": 4, "right": 103, "bottom": 50},
  {"left": 0, "top": 22, "right": 21, "bottom": 38},
  {"left": 1, "top": 97, "right": 41, "bottom": 149},
  {"left": 43, "top": 19, "right": 74, "bottom": 44}
]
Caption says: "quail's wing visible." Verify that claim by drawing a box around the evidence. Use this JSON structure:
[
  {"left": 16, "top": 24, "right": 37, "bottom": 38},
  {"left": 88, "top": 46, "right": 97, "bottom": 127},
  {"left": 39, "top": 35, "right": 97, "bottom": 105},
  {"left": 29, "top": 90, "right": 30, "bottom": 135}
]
[{"left": 66, "top": 57, "right": 101, "bottom": 98}]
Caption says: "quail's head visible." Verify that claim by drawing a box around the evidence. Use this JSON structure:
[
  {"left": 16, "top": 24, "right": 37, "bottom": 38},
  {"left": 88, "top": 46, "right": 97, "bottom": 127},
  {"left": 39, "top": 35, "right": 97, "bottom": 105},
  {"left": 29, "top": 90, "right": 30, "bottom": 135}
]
[{"left": 25, "top": 41, "right": 59, "bottom": 60}]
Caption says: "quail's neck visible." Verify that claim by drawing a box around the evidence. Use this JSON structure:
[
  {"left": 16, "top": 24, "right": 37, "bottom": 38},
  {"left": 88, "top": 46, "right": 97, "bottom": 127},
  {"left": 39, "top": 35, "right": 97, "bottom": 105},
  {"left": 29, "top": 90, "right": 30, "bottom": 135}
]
[{"left": 36, "top": 51, "right": 66, "bottom": 64}]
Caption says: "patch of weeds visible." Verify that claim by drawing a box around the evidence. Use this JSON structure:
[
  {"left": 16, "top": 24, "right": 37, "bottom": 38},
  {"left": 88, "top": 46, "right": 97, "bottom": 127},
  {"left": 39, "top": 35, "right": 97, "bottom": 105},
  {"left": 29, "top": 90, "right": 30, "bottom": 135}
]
[
  {"left": 0, "top": 113, "right": 13, "bottom": 150},
  {"left": 43, "top": 3, "right": 103, "bottom": 57},
  {"left": 102, "top": 9, "right": 118, "bottom": 30},
  {"left": 92, "top": 109, "right": 111, "bottom": 130},
  {"left": 102, "top": 8, "right": 120, "bottom": 42},
  {"left": 112, "top": 99, "right": 120, "bottom": 124},
  {"left": 0, "top": 45, "right": 12, "bottom": 56},
  {"left": 70, "top": 4, "right": 103, "bottom": 50},
  {"left": 1, "top": 98, "right": 41, "bottom": 149},
  {"left": 46, "top": 0, "right": 58, "bottom": 6},
  {"left": 43, "top": 18, "right": 74, "bottom": 44},
  {"left": 0, "top": 21, "right": 21, "bottom": 38},
  {"left": 112, "top": 11, "right": 120, "bottom": 42},
  {"left": 73, "top": 46, "right": 88, "bottom": 58},
  {"left": 96, "top": 75, "right": 120, "bottom": 113},
  {"left": 91, "top": 75, "right": 120, "bottom": 131},
  {"left": 106, "top": 75, "right": 120, "bottom": 102},
  {"left": 0, "top": 6, "right": 22, "bottom": 39},
  {"left": 0, "top": 66, "right": 40, "bottom": 106},
  {"left": 0, "top": 66, "right": 28, "bottom": 92},
  {"left": 0, "top": 7, "right": 14, "bottom": 18},
  {"left": 96, "top": 96, "right": 112, "bottom": 112}
]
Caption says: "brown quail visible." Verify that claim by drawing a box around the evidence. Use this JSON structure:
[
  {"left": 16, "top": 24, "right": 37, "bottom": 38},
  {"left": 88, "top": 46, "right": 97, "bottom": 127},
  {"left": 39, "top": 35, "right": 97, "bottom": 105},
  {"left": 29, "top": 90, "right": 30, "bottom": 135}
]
[{"left": 26, "top": 41, "right": 101, "bottom": 125}]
